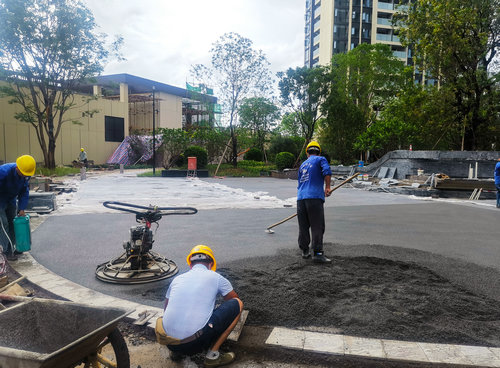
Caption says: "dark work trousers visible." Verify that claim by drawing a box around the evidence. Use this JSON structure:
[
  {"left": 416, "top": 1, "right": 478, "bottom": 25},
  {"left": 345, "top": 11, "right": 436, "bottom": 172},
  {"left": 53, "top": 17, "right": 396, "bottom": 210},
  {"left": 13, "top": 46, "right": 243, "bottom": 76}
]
[
  {"left": 297, "top": 198, "right": 325, "bottom": 254},
  {"left": 0, "top": 203, "right": 16, "bottom": 255}
]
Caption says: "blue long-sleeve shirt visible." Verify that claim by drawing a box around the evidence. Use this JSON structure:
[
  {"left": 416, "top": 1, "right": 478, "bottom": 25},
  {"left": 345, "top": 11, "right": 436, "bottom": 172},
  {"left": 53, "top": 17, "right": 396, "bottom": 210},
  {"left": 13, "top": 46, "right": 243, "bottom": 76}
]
[
  {"left": 297, "top": 155, "right": 332, "bottom": 201},
  {"left": 0, "top": 163, "right": 30, "bottom": 210},
  {"left": 495, "top": 161, "right": 500, "bottom": 185}
]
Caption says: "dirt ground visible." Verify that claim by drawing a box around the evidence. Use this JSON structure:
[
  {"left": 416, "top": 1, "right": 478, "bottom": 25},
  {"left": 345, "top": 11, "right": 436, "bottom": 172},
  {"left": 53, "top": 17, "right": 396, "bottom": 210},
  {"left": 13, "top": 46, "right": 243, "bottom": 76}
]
[{"left": 4, "top": 243, "right": 500, "bottom": 367}]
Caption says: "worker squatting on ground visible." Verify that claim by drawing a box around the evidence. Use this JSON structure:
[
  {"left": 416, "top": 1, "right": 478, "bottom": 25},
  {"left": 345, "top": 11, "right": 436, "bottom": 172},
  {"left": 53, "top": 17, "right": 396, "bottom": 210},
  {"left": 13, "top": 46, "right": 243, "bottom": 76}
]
[
  {"left": 156, "top": 245, "right": 243, "bottom": 367},
  {"left": 0, "top": 155, "right": 36, "bottom": 261},
  {"left": 79, "top": 148, "right": 88, "bottom": 168},
  {"left": 297, "top": 141, "right": 333, "bottom": 263},
  {"left": 495, "top": 158, "right": 500, "bottom": 208}
]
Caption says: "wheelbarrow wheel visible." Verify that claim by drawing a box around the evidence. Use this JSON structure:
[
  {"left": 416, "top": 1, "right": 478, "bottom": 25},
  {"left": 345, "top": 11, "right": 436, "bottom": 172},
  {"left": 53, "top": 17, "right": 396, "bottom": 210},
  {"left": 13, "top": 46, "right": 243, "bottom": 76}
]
[{"left": 81, "top": 328, "right": 130, "bottom": 368}]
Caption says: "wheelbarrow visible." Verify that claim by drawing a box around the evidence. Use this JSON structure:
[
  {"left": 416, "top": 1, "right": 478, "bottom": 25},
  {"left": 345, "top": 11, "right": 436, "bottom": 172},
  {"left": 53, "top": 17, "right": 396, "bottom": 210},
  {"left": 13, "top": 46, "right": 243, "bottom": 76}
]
[{"left": 0, "top": 298, "right": 133, "bottom": 368}]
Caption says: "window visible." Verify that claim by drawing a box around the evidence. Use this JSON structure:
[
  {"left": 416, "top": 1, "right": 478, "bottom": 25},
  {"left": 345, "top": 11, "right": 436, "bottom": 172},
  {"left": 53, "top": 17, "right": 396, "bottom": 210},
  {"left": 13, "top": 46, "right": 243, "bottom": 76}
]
[
  {"left": 105, "top": 116, "right": 125, "bottom": 142},
  {"left": 352, "top": 27, "right": 355, "bottom": 34}
]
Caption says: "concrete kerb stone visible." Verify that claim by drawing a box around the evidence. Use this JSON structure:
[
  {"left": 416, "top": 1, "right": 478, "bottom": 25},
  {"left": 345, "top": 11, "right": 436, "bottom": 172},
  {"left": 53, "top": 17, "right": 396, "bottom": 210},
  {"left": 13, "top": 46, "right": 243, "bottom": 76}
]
[
  {"left": 266, "top": 327, "right": 500, "bottom": 367},
  {"left": 10, "top": 253, "right": 500, "bottom": 367}
]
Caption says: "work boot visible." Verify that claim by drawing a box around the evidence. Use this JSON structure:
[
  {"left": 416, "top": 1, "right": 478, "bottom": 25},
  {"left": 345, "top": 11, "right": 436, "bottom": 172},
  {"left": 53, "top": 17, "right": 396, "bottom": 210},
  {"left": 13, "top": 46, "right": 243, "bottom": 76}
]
[
  {"left": 301, "top": 249, "right": 311, "bottom": 259},
  {"left": 6, "top": 253, "right": 18, "bottom": 262},
  {"left": 14, "top": 250, "right": 23, "bottom": 255},
  {"left": 204, "top": 352, "right": 235, "bottom": 367},
  {"left": 312, "top": 252, "right": 331, "bottom": 264}
]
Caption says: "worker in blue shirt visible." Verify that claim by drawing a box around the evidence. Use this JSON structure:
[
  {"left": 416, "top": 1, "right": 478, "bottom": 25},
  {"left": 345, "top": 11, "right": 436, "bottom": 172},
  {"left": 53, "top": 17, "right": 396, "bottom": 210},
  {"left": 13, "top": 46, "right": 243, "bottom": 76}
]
[
  {"left": 495, "top": 158, "right": 500, "bottom": 209},
  {"left": 297, "top": 141, "right": 333, "bottom": 263},
  {"left": 0, "top": 155, "right": 36, "bottom": 261}
]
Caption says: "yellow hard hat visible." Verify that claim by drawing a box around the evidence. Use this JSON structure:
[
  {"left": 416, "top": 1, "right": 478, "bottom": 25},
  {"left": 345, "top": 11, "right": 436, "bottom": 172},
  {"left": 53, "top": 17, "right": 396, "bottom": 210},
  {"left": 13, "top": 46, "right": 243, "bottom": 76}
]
[
  {"left": 306, "top": 141, "right": 321, "bottom": 154},
  {"left": 16, "top": 155, "right": 36, "bottom": 176},
  {"left": 186, "top": 245, "right": 216, "bottom": 271},
  {"left": 81, "top": 148, "right": 85, "bottom": 151}
]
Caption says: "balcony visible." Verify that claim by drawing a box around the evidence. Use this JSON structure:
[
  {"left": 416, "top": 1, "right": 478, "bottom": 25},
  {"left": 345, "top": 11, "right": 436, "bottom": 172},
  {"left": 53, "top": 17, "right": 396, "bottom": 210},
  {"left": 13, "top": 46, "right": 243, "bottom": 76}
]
[
  {"left": 377, "top": 17, "right": 392, "bottom": 26},
  {"left": 393, "top": 50, "right": 407, "bottom": 58},
  {"left": 378, "top": 2, "right": 394, "bottom": 10}
]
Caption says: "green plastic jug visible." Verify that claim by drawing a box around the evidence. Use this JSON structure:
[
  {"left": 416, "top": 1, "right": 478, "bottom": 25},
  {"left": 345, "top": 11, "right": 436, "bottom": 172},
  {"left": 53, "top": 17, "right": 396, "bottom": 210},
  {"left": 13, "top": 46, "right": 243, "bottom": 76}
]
[{"left": 13, "top": 215, "right": 31, "bottom": 252}]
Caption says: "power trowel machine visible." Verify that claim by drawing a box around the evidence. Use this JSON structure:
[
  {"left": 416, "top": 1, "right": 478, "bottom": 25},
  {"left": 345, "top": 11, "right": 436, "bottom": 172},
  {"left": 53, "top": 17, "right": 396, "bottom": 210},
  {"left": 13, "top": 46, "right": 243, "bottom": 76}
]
[{"left": 95, "top": 201, "right": 197, "bottom": 284}]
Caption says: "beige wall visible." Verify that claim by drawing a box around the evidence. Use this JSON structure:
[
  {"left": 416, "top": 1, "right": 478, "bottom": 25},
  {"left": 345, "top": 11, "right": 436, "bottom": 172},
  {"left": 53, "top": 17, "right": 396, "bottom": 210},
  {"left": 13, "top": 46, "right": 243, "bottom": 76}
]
[{"left": 0, "top": 82, "right": 129, "bottom": 166}]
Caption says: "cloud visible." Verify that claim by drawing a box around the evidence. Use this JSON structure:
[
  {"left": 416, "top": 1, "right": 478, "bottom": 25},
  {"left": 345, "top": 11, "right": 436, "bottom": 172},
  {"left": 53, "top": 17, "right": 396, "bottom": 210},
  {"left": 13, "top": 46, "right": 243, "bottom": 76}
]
[{"left": 83, "top": 0, "right": 304, "bottom": 89}]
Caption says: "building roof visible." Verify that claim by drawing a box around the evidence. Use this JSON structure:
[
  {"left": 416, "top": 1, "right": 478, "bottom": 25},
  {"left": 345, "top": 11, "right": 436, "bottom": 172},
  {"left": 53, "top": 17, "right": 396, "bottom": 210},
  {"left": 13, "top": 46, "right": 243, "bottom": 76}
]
[{"left": 76, "top": 73, "right": 217, "bottom": 103}]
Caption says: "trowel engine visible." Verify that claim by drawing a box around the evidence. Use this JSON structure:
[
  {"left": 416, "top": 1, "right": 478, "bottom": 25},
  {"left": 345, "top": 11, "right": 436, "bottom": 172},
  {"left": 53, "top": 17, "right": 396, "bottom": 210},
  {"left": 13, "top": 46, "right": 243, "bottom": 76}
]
[
  {"left": 125, "top": 224, "right": 153, "bottom": 269},
  {"left": 95, "top": 201, "right": 197, "bottom": 284}
]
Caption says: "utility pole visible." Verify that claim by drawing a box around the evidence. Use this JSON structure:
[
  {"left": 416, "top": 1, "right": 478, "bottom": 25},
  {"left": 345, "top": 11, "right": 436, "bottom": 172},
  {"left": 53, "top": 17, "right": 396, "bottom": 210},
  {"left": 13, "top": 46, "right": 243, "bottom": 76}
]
[{"left": 152, "top": 86, "right": 156, "bottom": 176}]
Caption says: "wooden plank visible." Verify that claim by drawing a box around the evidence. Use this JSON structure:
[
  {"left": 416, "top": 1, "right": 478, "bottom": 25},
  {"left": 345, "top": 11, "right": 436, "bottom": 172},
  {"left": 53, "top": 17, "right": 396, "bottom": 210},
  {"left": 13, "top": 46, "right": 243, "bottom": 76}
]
[{"left": 435, "top": 179, "right": 496, "bottom": 191}]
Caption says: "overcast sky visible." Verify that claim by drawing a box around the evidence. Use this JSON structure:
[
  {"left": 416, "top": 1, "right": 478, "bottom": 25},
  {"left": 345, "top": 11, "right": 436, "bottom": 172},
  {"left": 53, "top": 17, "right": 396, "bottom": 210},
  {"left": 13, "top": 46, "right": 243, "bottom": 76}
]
[{"left": 83, "top": 0, "right": 305, "bottom": 90}]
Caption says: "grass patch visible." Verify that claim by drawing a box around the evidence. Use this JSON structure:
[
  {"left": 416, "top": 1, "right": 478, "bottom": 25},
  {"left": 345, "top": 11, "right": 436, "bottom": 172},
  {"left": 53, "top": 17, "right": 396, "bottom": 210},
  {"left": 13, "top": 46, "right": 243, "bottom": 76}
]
[
  {"left": 36, "top": 166, "right": 81, "bottom": 177},
  {"left": 137, "top": 171, "right": 163, "bottom": 177},
  {"left": 137, "top": 161, "right": 276, "bottom": 178},
  {"left": 208, "top": 161, "right": 276, "bottom": 177}
]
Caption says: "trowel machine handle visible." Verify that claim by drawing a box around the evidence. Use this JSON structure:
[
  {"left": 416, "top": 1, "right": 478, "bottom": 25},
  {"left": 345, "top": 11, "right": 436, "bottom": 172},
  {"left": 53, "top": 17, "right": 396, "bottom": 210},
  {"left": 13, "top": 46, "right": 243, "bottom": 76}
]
[{"left": 102, "top": 201, "right": 198, "bottom": 224}]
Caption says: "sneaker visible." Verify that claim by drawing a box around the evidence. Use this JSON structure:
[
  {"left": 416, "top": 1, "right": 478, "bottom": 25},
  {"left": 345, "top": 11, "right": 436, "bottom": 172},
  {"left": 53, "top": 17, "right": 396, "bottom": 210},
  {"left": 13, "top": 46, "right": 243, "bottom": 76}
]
[
  {"left": 312, "top": 252, "right": 331, "bottom": 264},
  {"left": 301, "top": 249, "right": 311, "bottom": 259},
  {"left": 204, "top": 352, "right": 236, "bottom": 367}
]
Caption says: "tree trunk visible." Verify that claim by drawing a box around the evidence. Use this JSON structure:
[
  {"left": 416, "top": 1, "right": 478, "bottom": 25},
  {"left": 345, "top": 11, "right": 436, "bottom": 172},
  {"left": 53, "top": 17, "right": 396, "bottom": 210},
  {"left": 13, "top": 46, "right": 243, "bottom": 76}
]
[{"left": 47, "top": 138, "right": 56, "bottom": 169}]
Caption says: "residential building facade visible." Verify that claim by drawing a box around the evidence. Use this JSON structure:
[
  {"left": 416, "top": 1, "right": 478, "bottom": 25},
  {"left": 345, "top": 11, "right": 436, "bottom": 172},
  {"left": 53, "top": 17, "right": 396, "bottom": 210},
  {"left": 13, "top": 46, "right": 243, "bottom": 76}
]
[{"left": 304, "top": 0, "right": 409, "bottom": 67}]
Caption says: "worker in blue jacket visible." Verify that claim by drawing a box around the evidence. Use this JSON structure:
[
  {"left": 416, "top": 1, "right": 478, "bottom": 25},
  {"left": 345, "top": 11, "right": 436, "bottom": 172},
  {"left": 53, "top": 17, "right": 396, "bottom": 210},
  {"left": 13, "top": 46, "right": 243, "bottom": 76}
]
[
  {"left": 495, "top": 158, "right": 500, "bottom": 209},
  {"left": 297, "top": 141, "right": 333, "bottom": 263},
  {"left": 0, "top": 155, "right": 36, "bottom": 261}
]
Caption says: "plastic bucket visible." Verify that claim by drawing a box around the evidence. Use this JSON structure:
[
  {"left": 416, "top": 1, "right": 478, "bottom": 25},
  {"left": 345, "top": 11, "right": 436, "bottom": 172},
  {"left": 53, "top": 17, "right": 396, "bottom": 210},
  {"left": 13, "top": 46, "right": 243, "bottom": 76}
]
[{"left": 13, "top": 215, "right": 31, "bottom": 252}]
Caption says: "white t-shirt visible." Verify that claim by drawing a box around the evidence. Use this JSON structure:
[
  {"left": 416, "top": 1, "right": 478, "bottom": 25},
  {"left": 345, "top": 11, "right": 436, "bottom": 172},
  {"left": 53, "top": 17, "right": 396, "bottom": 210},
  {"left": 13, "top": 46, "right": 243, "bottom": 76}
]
[{"left": 162, "top": 264, "right": 233, "bottom": 339}]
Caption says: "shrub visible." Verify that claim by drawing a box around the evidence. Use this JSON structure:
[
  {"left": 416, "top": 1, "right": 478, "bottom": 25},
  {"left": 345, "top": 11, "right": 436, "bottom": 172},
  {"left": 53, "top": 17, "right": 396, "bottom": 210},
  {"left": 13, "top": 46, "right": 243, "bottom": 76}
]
[
  {"left": 184, "top": 146, "right": 208, "bottom": 169},
  {"left": 269, "top": 136, "right": 305, "bottom": 160},
  {"left": 244, "top": 148, "right": 263, "bottom": 161},
  {"left": 275, "top": 152, "right": 295, "bottom": 171}
]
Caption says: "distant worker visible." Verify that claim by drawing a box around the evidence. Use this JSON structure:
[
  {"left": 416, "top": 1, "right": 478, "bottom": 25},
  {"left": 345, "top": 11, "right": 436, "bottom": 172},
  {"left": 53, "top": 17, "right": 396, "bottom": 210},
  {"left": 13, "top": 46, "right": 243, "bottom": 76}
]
[
  {"left": 297, "top": 141, "right": 333, "bottom": 263},
  {"left": 157, "top": 245, "right": 243, "bottom": 367},
  {"left": 79, "top": 148, "right": 88, "bottom": 168},
  {"left": 0, "top": 155, "right": 36, "bottom": 261},
  {"left": 495, "top": 158, "right": 500, "bottom": 209}
]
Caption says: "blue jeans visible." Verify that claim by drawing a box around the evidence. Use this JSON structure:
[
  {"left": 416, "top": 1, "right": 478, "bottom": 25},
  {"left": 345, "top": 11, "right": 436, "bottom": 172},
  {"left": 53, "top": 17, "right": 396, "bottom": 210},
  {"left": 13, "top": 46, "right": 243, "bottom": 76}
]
[
  {"left": 496, "top": 183, "right": 500, "bottom": 208},
  {"left": 167, "top": 298, "right": 241, "bottom": 356}
]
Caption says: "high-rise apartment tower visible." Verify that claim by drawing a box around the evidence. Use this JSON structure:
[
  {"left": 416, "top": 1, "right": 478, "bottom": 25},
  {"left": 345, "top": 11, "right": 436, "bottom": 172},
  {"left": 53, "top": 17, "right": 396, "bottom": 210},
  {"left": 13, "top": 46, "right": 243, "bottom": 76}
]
[{"left": 304, "top": 0, "right": 409, "bottom": 67}]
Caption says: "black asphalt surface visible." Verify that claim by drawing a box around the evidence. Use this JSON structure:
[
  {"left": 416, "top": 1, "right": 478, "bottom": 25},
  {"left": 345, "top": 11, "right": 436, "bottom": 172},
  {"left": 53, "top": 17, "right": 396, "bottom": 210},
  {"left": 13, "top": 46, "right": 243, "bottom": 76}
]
[{"left": 31, "top": 177, "right": 500, "bottom": 308}]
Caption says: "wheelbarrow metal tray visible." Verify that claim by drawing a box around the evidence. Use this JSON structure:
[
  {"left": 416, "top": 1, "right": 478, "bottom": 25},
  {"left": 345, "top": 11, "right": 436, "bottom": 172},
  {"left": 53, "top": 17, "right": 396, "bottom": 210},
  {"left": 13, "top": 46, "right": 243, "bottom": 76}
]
[{"left": 0, "top": 298, "right": 133, "bottom": 368}]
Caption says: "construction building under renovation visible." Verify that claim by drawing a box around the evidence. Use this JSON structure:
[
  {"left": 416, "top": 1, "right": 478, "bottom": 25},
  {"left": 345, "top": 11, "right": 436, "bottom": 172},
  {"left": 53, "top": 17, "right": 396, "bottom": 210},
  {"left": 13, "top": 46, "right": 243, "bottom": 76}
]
[{"left": 0, "top": 73, "right": 220, "bottom": 166}]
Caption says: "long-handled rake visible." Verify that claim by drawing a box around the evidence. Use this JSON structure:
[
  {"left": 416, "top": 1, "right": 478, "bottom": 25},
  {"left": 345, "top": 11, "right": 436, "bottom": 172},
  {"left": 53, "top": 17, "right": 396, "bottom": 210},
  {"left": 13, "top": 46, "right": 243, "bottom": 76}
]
[{"left": 265, "top": 172, "right": 359, "bottom": 234}]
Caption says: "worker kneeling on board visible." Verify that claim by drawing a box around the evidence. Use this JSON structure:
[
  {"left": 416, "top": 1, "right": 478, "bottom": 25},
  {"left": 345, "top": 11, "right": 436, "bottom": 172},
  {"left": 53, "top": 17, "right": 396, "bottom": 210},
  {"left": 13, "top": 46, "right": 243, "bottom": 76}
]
[{"left": 156, "top": 245, "right": 243, "bottom": 367}]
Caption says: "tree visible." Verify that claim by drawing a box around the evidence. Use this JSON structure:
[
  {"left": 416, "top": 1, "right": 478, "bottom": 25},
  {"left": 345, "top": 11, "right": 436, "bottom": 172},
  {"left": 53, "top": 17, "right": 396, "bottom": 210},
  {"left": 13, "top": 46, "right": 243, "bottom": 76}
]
[
  {"left": 191, "top": 32, "right": 273, "bottom": 167},
  {"left": 320, "top": 43, "right": 410, "bottom": 163},
  {"left": 277, "top": 66, "right": 329, "bottom": 152},
  {"left": 238, "top": 97, "right": 280, "bottom": 162},
  {"left": 329, "top": 43, "right": 409, "bottom": 130},
  {"left": 277, "top": 112, "right": 302, "bottom": 137},
  {"left": 0, "top": 0, "right": 122, "bottom": 168},
  {"left": 158, "top": 128, "right": 190, "bottom": 169},
  {"left": 395, "top": 0, "right": 500, "bottom": 150}
]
